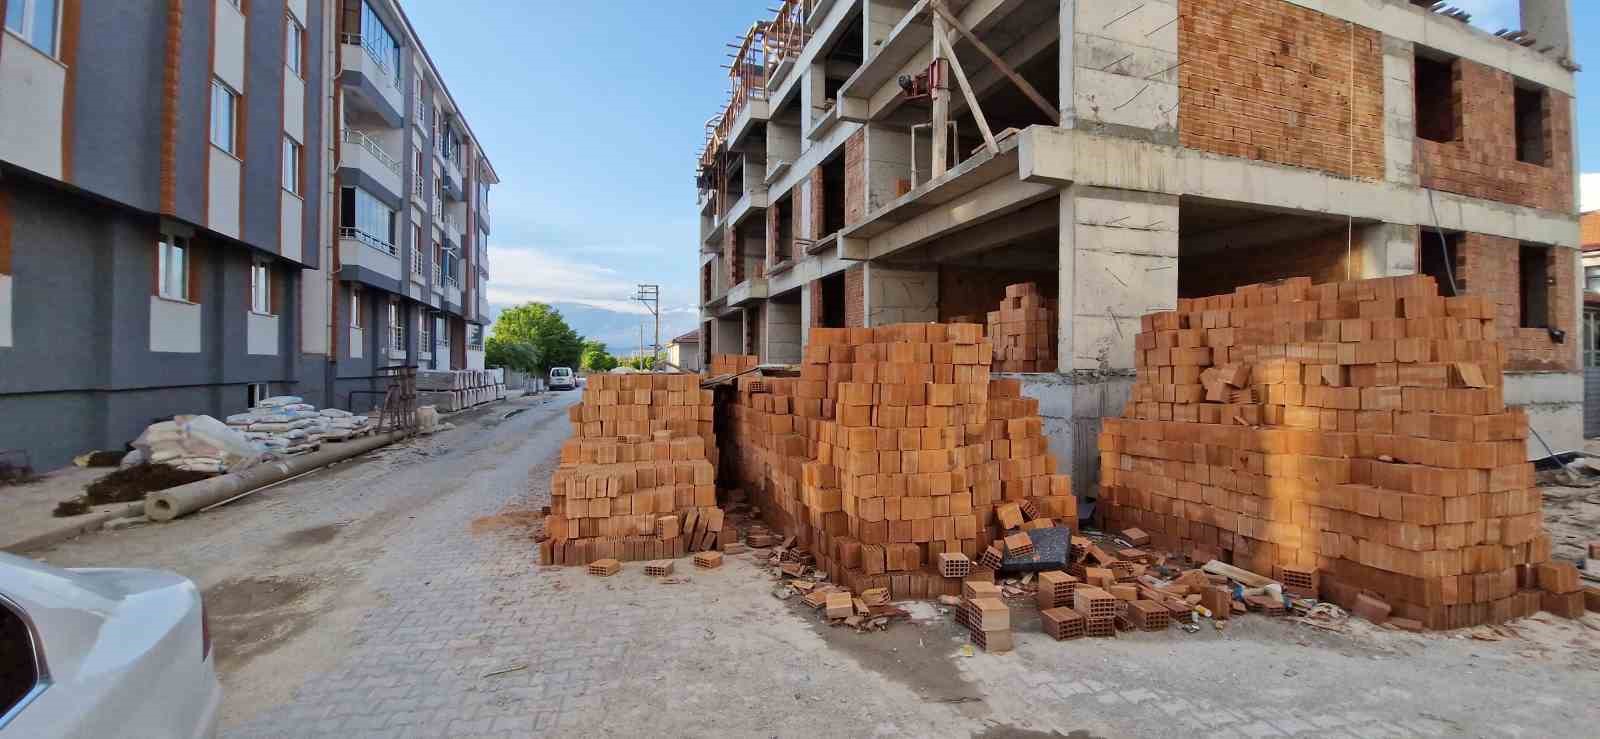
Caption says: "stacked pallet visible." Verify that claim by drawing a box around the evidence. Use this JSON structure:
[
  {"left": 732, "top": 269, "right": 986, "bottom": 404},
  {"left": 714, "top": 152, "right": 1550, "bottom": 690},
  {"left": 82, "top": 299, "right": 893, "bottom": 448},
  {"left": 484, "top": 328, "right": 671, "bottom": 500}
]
[
  {"left": 987, "top": 282, "right": 1057, "bottom": 372},
  {"left": 1099, "top": 274, "right": 1569, "bottom": 629},
  {"left": 539, "top": 373, "right": 725, "bottom": 566},
  {"left": 417, "top": 369, "right": 506, "bottom": 413},
  {"left": 716, "top": 322, "right": 1075, "bottom": 600}
]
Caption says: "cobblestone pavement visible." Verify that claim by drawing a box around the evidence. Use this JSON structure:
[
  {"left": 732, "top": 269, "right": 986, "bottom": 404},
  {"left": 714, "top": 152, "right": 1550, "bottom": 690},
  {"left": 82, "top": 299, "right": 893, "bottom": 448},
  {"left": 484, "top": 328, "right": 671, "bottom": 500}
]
[{"left": 35, "top": 391, "right": 1600, "bottom": 738}]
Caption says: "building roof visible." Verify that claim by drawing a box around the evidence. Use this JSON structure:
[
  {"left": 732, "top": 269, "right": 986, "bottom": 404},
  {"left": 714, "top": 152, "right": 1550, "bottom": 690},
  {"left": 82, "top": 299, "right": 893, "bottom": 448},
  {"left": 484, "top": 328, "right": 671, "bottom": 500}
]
[{"left": 668, "top": 329, "right": 700, "bottom": 345}]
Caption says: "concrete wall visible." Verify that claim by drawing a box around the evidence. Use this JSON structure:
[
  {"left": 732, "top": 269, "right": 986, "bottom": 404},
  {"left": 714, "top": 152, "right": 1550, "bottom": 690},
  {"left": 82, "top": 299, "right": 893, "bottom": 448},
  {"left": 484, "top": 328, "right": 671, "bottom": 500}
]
[
  {"left": 863, "top": 264, "right": 936, "bottom": 326},
  {"left": 765, "top": 299, "right": 803, "bottom": 364}
]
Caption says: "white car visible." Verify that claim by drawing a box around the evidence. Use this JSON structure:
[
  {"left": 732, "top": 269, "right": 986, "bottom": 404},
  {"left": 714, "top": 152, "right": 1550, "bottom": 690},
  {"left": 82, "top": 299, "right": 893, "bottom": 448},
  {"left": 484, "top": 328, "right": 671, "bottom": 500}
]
[
  {"left": 0, "top": 552, "right": 220, "bottom": 738},
  {"left": 549, "top": 367, "right": 576, "bottom": 391}
]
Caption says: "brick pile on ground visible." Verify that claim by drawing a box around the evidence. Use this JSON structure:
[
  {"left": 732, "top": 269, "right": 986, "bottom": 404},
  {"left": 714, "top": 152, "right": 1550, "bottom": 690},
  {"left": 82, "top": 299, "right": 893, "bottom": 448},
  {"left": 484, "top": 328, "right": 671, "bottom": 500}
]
[
  {"left": 986, "top": 282, "right": 1058, "bottom": 372},
  {"left": 1098, "top": 274, "right": 1579, "bottom": 629},
  {"left": 538, "top": 373, "right": 728, "bottom": 566},
  {"left": 715, "top": 321, "right": 1075, "bottom": 601}
]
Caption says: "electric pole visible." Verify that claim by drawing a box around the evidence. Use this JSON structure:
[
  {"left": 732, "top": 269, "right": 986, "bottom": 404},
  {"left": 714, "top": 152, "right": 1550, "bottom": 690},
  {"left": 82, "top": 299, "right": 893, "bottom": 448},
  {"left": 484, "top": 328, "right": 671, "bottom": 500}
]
[{"left": 633, "top": 284, "right": 660, "bottom": 371}]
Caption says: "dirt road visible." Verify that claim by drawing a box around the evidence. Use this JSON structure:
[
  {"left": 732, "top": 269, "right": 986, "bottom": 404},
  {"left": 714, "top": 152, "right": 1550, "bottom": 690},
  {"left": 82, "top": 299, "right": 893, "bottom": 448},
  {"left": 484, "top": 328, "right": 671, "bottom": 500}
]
[{"left": 32, "top": 390, "right": 1600, "bottom": 738}]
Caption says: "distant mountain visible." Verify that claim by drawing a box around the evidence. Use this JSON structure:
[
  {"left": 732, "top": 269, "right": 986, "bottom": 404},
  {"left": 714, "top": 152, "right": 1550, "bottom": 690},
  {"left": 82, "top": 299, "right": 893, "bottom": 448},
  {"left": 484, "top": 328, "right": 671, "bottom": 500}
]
[{"left": 485, "top": 301, "right": 698, "bottom": 357}]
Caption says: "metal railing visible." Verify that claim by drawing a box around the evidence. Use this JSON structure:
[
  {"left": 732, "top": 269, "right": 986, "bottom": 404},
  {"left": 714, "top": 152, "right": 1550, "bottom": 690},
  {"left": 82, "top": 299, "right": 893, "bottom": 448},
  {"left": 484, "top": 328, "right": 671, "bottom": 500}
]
[
  {"left": 340, "top": 226, "right": 396, "bottom": 256},
  {"left": 442, "top": 213, "right": 461, "bottom": 235},
  {"left": 390, "top": 324, "right": 405, "bottom": 352},
  {"left": 413, "top": 173, "right": 424, "bottom": 199},
  {"left": 341, "top": 32, "right": 398, "bottom": 88},
  {"left": 343, "top": 129, "right": 400, "bottom": 174}
]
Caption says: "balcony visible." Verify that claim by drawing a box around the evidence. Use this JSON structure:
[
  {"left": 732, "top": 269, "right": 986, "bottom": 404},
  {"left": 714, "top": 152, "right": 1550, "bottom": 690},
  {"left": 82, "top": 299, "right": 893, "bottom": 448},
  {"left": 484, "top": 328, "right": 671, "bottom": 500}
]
[
  {"left": 444, "top": 280, "right": 463, "bottom": 315},
  {"left": 339, "top": 227, "right": 402, "bottom": 291},
  {"left": 477, "top": 206, "right": 491, "bottom": 235},
  {"left": 432, "top": 195, "right": 443, "bottom": 226},
  {"left": 340, "top": 129, "right": 403, "bottom": 202},
  {"left": 443, "top": 213, "right": 462, "bottom": 247},
  {"left": 441, "top": 164, "right": 465, "bottom": 201},
  {"left": 412, "top": 173, "right": 425, "bottom": 204},
  {"left": 339, "top": 35, "right": 403, "bottom": 127}
]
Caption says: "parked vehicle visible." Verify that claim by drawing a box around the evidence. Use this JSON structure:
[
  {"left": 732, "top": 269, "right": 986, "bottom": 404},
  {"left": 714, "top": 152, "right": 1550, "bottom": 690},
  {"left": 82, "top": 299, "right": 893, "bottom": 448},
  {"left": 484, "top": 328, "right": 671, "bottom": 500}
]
[
  {"left": 0, "top": 553, "right": 220, "bottom": 738},
  {"left": 549, "top": 367, "right": 576, "bottom": 391}
]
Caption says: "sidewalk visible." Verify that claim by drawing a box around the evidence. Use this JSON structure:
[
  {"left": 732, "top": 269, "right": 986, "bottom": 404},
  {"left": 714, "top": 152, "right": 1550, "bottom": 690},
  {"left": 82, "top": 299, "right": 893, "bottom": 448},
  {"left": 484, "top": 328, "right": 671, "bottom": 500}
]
[{"left": 0, "top": 466, "right": 139, "bottom": 553}]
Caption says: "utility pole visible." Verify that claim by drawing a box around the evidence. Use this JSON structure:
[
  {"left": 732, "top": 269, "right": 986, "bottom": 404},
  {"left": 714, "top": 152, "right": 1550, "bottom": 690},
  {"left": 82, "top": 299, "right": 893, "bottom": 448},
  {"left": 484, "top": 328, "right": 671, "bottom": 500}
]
[{"left": 633, "top": 283, "right": 660, "bottom": 371}]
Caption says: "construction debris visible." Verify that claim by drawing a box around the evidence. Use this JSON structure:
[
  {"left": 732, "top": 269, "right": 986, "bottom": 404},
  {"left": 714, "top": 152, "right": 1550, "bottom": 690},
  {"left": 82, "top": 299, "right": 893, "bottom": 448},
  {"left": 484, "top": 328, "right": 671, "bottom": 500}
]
[{"left": 416, "top": 369, "right": 507, "bottom": 413}]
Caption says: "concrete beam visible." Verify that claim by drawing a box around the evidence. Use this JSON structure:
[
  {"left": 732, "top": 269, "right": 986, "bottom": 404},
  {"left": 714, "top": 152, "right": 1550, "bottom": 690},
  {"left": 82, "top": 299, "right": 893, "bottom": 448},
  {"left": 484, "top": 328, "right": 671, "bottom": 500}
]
[
  {"left": 925, "top": 199, "right": 1057, "bottom": 262},
  {"left": 1018, "top": 126, "right": 1581, "bottom": 248}
]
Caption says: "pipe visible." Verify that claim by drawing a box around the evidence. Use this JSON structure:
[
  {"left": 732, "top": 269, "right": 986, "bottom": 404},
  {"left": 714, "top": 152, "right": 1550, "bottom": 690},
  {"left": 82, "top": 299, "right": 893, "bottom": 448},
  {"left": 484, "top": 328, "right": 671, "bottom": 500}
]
[{"left": 145, "top": 431, "right": 406, "bottom": 522}]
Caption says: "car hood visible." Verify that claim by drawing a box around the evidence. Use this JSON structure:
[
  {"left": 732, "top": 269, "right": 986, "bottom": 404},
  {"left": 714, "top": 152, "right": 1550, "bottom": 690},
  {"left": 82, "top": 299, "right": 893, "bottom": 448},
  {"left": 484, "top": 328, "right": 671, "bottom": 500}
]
[{"left": 0, "top": 553, "right": 194, "bottom": 678}]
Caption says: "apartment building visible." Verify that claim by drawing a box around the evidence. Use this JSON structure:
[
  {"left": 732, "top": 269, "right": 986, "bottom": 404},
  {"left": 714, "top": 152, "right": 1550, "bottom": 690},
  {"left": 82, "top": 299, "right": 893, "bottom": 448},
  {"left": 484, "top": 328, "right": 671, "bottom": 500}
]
[
  {"left": 695, "top": 0, "right": 1581, "bottom": 490},
  {"left": 0, "top": 0, "right": 494, "bottom": 468}
]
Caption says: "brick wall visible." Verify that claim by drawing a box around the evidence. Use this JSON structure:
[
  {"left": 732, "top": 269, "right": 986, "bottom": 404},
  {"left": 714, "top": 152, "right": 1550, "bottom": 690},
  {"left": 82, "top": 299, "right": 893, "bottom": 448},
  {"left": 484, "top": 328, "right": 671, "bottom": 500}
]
[
  {"left": 937, "top": 266, "right": 1058, "bottom": 322},
  {"left": 765, "top": 205, "right": 780, "bottom": 268},
  {"left": 1178, "top": 0, "right": 1384, "bottom": 180},
  {"left": 844, "top": 264, "right": 864, "bottom": 328},
  {"left": 745, "top": 303, "right": 762, "bottom": 358},
  {"left": 844, "top": 129, "right": 866, "bottom": 227},
  {"left": 1180, "top": 228, "right": 1365, "bottom": 298},
  {"left": 1582, "top": 211, "right": 1600, "bottom": 248},
  {"left": 723, "top": 226, "right": 740, "bottom": 286},
  {"left": 808, "top": 278, "right": 823, "bottom": 327},
  {"left": 809, "top": 166, "right": 826, "bottom": 239},
  {"left": 1452, "top": 233, "right": 1576, "bottom": 371},
  {"left": 1415, "top": 59, "right": 1574, "bottom": 212}
]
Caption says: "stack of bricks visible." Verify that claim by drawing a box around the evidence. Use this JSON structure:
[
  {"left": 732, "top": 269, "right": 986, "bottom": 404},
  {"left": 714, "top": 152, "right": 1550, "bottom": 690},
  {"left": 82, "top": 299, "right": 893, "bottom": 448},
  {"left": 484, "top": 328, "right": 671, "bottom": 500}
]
[
  {"left": 986, "top": 282, "right": 1057, "bottom": 372},
  {"left": 539, "top": 373, "right": 727, "bottom": 566},
  {"left": 1098, "top": 274, "right": 1575, "bottom": 629},
  {"left": 956, "top": 580, "right": 1014, "bottom": 652},
  {"left": 717, "top": 322, "right": 1076, "bottom": 601},
  {"left": 711, "top": 354, "right": 761, "bottom": 376}
]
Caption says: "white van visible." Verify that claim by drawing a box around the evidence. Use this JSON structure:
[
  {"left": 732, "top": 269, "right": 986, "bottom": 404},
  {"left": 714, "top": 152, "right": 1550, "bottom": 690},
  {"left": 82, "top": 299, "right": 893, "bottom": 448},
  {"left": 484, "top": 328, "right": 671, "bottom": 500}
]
[{"left": 549, "top": 367, "right": 575, "bottom": 391}]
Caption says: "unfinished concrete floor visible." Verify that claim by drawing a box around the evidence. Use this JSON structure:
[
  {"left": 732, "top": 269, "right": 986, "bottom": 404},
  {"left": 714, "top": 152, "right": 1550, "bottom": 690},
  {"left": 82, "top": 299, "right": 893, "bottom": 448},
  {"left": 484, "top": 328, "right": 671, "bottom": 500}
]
[{"left": 24, "top": 389, "right": 1600, "bottom": 738}]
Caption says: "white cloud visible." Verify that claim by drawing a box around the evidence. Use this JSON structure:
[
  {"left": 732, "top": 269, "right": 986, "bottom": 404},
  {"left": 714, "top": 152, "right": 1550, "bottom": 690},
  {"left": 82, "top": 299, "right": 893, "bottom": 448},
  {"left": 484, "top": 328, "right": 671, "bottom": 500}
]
[
  {"left": 1582, "top": 173, "right": 1600, "bottom": 213},
  {"left": 484, "top": 246, "right": 655, "bottom": 314}
]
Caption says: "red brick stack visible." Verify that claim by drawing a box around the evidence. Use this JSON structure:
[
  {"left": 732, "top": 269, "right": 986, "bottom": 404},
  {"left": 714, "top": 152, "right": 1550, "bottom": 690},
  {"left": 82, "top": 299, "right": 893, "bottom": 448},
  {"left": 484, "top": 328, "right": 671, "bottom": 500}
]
[
  {"left": 717, "top": 322, "right": 1076, "bottom": 600},
  {"left": 710, "top": 354, "right": 760, "bottom": 376},
  {"left": 539, "top": 373, "right": 725, "bottom": 565},
  {"left": 987, "top": 282, "right": 1058, "bottom": 372},
  {"left": 1099, "top": 275, "right": 1574, "bottom": 629}
]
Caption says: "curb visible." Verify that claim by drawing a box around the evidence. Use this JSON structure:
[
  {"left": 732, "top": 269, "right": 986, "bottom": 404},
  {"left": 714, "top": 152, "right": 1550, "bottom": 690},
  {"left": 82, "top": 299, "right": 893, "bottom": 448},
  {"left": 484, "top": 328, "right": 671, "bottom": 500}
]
[{"left": 1, "top": 502, "right": 143, "bottom": 554}]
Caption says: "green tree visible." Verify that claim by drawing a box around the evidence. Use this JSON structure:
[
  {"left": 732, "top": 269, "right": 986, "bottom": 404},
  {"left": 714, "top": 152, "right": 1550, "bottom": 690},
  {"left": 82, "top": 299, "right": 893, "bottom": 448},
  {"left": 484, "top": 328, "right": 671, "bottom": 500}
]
[
  {"left": 484, "top": 336, "right": 538, "bottom": 373},
  {"left": 619, "top": 354, "right": 656, "bottom": 371},
  {"left": 581, "top": 340, "right": 618, "bottom": 372},
  {"left": 491, "top": 302, "right": 583, "bottom": 373}
]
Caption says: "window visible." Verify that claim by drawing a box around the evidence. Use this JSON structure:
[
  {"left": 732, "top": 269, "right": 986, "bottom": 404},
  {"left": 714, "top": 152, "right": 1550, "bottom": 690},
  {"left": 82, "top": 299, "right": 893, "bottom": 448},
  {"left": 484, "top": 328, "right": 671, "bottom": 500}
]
[
  {"left": 469, "top": 324, "right": 484, "bottom": 349},
  {"left": 1419, "top": 231, "right": 1461, "bottom": 298},
  {"left": 1520, "top": 244, "right": 1550, "bottom": 329},
  {"left": 1413, "top": 53, "right": 1459, "bottom": 144},
  {"left": 4, "top": 0, "right": 58, "bottom": 55},
  {"left": 1514, "top": 83, "right": 1549, "bottom": 166},
  {"left": 477, "top": 178, "right": 489, "bottom": 208},
  {"left": 158, "top": 235, "right": 189, "bottom": 301},
  {"left": 285, "top": 14, "right": 304, "bottom": 76},
  {"left": 433, "top": 241, "right": 442, "bottom": 283},
  {"left": 420, "top": 314, "right": 432, "bottom": 350},
  {"left": 251, "top": 260, "right": 272, "bottom": 314},
  {"left": 282, "top": 137, "right": 302, "bottom": 195},
  {"left": 340, "top": 187, "right": 396, "bottom": 252},
  {"left": 389, "top": 299, "right": 404, "bottom": 351},
  {"left": 247, "top": 383, "right": 269, "bottom": 407},
  {"left": 411, "top": 224, "right": 424, "bottom": 274},
  {"left": 350, "top": 286, "right": 364, "bottom": 328},
  {"left": 359, "top": 0, "right": 401, "bottom": 82},
  {"left": 210, "top": 80, "right": 239, "bottom": 154},
  {"left": 1585, "top": 309, "right": 1600, "bottom": 369},
  {"left": 440, "top": 317, "right": 450, "bottom": 348},
  {"left": 0, "top": 596, "right": 45, "bottom": 722}
]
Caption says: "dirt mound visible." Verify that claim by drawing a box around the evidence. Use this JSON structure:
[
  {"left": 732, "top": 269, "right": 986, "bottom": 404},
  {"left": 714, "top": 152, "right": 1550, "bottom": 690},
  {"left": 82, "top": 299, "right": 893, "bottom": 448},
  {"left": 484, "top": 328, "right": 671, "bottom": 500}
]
[{"left": 52, "top": 463, "right": 214, "bottom": 517}]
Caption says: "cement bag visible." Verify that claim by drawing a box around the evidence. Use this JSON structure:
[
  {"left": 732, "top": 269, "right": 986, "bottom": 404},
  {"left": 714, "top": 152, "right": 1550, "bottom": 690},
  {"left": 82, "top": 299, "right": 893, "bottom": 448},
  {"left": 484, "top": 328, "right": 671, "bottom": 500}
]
[
  {"left": 417, "top": 405, "right": 439, "bottom": 433},
  {"left": 255, "top": 396, "right": 304, "bottom": 408}
]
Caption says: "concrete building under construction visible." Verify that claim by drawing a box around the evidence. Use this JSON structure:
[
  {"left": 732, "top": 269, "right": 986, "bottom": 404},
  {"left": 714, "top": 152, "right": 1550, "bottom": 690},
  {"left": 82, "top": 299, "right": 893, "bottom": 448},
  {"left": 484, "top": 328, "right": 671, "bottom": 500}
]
[{"left": 694, "top": 0, "right": 1582, "bottom": 493}]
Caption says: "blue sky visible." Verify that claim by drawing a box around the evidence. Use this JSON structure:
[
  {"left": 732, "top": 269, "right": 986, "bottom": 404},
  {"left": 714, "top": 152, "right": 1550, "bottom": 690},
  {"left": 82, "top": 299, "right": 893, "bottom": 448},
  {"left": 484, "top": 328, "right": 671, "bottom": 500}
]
[{"left": 401, "top": 0, "right": 1599, "bottom": 320}]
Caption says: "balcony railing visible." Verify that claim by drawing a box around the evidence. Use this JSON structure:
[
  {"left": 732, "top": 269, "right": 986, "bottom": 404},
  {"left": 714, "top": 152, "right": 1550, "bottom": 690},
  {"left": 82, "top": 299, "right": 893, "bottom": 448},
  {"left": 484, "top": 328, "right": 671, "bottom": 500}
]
[
  {"left": 390, "top": 324, "right": 405, "bottom": 352},
  {"left": 341, "top": 33, "right": 401, "bottom": 90},
  {"left": 443, "top": 213, "right": 461, "bottom": 235},
  {"left": 413, "top": 174, "right": 424, "bottom": 199},
  {"left": 343, "top": 129, "right": 400, "bottom": 174},
  {"left": 340, "top": 226, "right": 396, "bottom": 256},
  {"left": 433, "top": 262, "right": 441, "bottom": 285}
]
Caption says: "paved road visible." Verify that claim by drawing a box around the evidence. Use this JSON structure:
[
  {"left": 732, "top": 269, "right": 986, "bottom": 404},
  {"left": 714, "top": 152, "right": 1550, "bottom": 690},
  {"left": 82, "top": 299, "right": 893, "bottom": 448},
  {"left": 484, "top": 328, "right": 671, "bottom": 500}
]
[{"left": 32, "top": 391, "right": 1600, "bottom": 738}]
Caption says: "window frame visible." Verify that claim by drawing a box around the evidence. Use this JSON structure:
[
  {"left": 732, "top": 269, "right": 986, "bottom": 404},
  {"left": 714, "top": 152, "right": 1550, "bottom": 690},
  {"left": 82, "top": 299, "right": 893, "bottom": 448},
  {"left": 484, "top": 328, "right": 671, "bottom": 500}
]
[
  {"left": 210, "top": 79, "right": 240, "bottom": 156},
  {"left": 388, "top": 299, "right": 404, "bottom": 351},
  {"left": 0, "top": 593, "right": 50, "bottom": 731},
  {"left": 4, "top": 0, "right": 59, "bottom": 57},
  {"left": 282, "top": 136, "right": 303, "bottom": 196},
  {"left": 349, "top": 286, "right": 363, "bottom": 329},
  {"left": 251, "top": 260, "right": 272, "bottom": 315},
  {"left": 284, "top": 13, "right": 304, "bottom": 77},
  {"left": 158, "top": 235, "right": 189, "bottom": 302},
  {"left": 419, "top": 312, "right": 432, "bottom": 351}
]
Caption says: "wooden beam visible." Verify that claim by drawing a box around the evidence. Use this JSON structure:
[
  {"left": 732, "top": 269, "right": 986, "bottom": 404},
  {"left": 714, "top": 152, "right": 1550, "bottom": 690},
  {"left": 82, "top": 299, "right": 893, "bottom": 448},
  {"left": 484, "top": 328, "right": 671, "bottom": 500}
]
[
  {"left": 930, "top": 9, "right": 950, "bottom": 179},
  {"left": 929, "top": 0, "right": 1060, "bottom": 125},
  {"left": 940, "top": 29, "right": 998, "bottom": 156}
]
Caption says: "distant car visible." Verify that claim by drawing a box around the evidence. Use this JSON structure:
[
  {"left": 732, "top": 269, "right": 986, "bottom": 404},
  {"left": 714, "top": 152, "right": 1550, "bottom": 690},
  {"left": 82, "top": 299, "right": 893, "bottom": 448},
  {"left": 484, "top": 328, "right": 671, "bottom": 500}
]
[
  {"left": 0, "top": 552, "right": 221, "bottom": 738},
  {"left": 549, "top": 367, "right": 575, "bottom": 391}
]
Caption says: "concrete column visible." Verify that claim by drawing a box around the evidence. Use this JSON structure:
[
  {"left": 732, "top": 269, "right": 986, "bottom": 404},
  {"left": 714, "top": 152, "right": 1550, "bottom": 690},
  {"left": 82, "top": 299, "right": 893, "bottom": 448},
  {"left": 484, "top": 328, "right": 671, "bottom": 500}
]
[
  {"left": 1052, "top": 185, "right": 1177, "bottom": 496},
  {"left": 1359, "top": 222, "right": 1420, "bottom": 278},
  {"left": 802, "top": 62, "right": 826, "bottom": 132},
  {"left": 1381, "top": 36, "right": 1419, "bottom": 187},
  {"left": 863, "top": 264, "right": 937, "bottom": 326},
  {"left": 765, "top": 300, "right": 803, "bottom": 364},
  {"left": 1521, "top": 0, "right": 1573, "bottom": 63},
  {"left": 799, "top": 280, "right": 815, "bottom": 347},
  {"left": 712, "top": 315, "right": 742, "bottom": 357},
  {"left": 1063, "top": 0, "right": 1180, "bottom": 143},
  {"left": 863, "top": 0, "right": 915, "bottom": 61}
]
